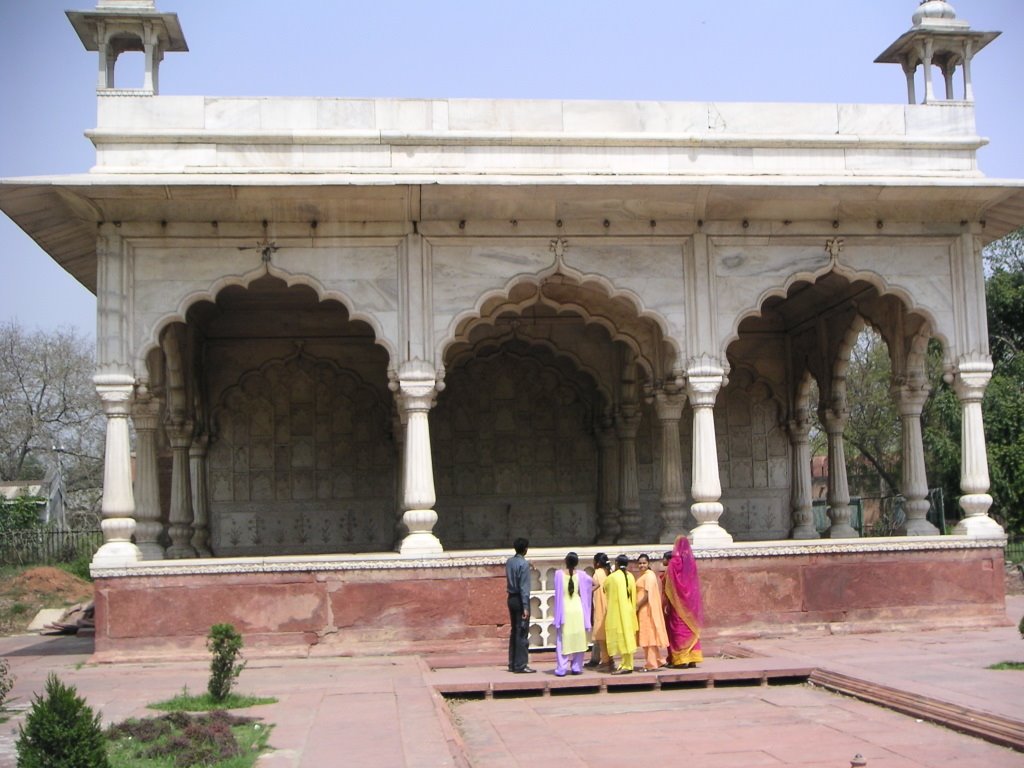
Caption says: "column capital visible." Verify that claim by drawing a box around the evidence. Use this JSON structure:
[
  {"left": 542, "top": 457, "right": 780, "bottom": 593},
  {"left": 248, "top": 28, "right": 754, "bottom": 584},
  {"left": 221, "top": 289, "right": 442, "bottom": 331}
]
[
  {"left": 893, "top": 381, "right": 931, "bottom": 416},
  {"left": 821, "top": 407, "right": 848, "bottom": 434},
  {"left": 166, "top": 420, "right": 195, "bottom": 450},
  {"left": 686, "top": 374, "right": 723, "bottom": 408},
  {"left": 615, "top": 405, "right": 642, "bottom": 438},
  {"left": 391, "top": 359, "right": 440, "bottom": 413},
  {"left": 189, "top": 432, "right": 210, "bottom": 458},
  {"left": 654, "top": 389, "right": 687, "bottom": 421},
  {"left": 786, "top": 417, "right": 810, "bottom": 443},
  {"left": 951, "top": 355, "right": 993, "bottom": 403},
  {"left": 131, "top": 393, "right": 163, "bottom": 429},
  {"left": 94, "top": 374, "right": 135, "bottom": 416}
]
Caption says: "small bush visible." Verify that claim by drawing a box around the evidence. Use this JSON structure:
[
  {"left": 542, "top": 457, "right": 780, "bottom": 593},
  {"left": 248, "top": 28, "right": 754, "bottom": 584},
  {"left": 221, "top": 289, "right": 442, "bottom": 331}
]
[
  {"left": 0, "top": 657, "right": 13, "bottom": 708},
  {"left": 207, "top": 623, "right": 246, "bottom": 702},
  {"left": 106, "top": 710, "right": 265, "bottom": 768},
  {"left": 16, "top": 673, "right": 109, "bottom": 768}
]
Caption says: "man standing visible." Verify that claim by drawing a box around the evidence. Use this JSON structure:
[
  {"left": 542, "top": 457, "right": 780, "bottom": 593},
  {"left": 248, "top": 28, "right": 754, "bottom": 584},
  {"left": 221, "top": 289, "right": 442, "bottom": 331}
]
[{"left": 506, "top": 537, "right": 535, "bottom": 673}]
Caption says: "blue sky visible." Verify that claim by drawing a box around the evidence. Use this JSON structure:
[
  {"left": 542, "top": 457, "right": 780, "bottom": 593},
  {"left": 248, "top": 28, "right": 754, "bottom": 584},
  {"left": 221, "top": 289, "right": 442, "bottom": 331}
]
[{"left": 1, "top": 0, "right": 1021, "bottom": 338}]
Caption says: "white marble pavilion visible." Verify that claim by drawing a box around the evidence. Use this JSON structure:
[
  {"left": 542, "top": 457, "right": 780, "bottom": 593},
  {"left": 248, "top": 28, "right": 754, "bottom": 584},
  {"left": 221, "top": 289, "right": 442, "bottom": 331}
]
[{"left": 1, "top": 0, "right": 1021, "bottom": 657}]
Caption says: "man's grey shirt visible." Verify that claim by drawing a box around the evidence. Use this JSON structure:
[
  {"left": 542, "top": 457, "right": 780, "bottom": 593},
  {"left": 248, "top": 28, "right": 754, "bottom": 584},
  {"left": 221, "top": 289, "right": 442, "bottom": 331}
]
[{"left": 506, "top": 553, "right": 530, "bottom": 606}]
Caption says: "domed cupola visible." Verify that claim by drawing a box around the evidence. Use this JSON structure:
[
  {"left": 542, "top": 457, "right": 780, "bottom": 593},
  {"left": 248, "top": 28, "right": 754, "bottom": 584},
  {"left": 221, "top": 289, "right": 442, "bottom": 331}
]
[{"left": 876, "top": 1, "right": 998, "bottom": 104}]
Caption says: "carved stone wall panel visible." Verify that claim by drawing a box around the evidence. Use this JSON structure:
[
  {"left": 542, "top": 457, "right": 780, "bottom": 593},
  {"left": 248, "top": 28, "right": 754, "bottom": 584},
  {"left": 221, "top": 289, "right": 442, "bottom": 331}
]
[
  {"left": 432, "top": 350, "right": 600, "bottom": 548},
  {"left": 208, "top": 353, "right": 395, "bottom": 555}
]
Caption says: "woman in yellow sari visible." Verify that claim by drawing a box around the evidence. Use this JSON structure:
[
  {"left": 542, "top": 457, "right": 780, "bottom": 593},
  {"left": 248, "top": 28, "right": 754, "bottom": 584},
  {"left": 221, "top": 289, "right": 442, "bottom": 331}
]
[
  {"left": 603, "top": 554, "right": 638, "bottom": 674},
  {"left": 663, "top": 535, "right": 705, "bottom": 668}
]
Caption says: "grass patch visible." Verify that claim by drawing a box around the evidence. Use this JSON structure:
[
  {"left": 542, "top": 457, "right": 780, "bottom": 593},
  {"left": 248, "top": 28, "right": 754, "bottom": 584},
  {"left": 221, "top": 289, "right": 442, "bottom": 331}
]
[
  {"left": 988, "top": 661, "right": 1024, "bottom": 671},
  {"left": 149, "top": 689, "right": 277, "bottom": 712},
  {"left": 107, "top": 710, "right": 271, "bottom": 768}
]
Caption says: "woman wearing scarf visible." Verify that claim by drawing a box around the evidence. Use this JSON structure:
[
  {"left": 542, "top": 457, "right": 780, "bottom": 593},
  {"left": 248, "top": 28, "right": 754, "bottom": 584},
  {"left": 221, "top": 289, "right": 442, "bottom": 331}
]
[
  {"left": 663, "top": 535, "right": 705, "bottom": 668},
  {"left": 552, "top": 551, "right": 593, "bottom": 677}
]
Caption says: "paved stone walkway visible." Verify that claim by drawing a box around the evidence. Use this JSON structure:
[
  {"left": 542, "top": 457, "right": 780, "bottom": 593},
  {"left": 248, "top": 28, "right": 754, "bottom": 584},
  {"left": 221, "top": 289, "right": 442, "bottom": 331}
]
[{"left": 0, "top": 596, "right": 1020, "bottom": 767}]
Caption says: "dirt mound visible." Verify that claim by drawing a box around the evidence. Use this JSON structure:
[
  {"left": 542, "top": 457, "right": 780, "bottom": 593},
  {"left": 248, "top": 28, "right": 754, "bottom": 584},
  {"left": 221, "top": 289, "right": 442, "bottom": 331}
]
[{"left": 7, "top": 566, "right": 94, "bottom": 603}]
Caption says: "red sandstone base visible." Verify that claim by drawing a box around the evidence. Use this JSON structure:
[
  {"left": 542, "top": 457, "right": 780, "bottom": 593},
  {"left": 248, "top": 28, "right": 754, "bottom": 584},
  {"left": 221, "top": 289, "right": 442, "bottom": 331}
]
[{"left": 91, "top": 545, "right": 1008, "bottom": 663}]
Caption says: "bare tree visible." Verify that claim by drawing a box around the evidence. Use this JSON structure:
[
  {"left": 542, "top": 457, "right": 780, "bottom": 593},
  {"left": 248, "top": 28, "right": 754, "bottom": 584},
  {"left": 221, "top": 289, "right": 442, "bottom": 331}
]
[{"left": 0, "top": 321, "right": 104, "bottom": 495}]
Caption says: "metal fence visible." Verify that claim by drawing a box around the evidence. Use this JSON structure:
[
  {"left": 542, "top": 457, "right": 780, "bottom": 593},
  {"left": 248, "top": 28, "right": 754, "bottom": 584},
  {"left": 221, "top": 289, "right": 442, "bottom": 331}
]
[
  {"left": 0, "top": 528, "right": 103, "bottom": 567},
  {"left": 1007, "top": 536, "right": 1024, "bottom": 564}
]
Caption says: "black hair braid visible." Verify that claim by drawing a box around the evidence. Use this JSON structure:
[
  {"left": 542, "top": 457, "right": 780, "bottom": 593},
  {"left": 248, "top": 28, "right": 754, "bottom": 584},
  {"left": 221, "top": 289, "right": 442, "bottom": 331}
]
[{"left": 566, "top": 551, "right": 579, "bottom": 598}]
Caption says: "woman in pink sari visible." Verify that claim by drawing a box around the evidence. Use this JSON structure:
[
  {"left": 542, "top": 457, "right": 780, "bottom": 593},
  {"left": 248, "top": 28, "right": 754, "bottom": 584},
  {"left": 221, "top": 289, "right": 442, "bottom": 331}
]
[{"left": 663, "top": 535, "right": 704, "bottom": 668}]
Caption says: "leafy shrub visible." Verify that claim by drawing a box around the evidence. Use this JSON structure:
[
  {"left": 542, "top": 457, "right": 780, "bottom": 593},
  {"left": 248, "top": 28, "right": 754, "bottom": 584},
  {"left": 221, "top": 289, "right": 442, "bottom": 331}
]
[
  {"left": 106, "top": 710, "right": 261, "bottom": 768},
  {"left": 207, "top": 623, "right": 246, "bottom": 702},
  {"left": 0, "top": 657, "right": 13, "bottom": 709},
  {"left": 16, "top": 673, "right": 109, "bottom": 768}
]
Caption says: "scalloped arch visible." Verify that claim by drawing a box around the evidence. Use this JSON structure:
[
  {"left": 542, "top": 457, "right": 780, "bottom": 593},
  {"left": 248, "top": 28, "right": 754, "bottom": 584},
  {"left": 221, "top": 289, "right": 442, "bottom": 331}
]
[
  {"left": 721, "top": 263, "right": 948, "bottom": 363},
  {"left": 135, "top": 264, "right": 396, "bottom": 377},
  {"left": 448, "top": 333, "right": 614, "bottom": 408},
  {"left": 440, "top": 271, "right": 681, "bottom": 381}
]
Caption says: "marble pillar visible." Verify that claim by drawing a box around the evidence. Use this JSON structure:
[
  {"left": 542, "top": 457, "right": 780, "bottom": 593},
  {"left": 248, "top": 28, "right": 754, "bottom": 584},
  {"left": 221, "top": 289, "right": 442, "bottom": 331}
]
[
  {"left": 952, "top": 359, "right": 1004, "bottom": 536},
  {"left": 895, "top": 381, "right": 939, "bottom": 536},
  {"left": 822, "top": 405, "right": 859, "bottom": 538},
  {"left": 655, "top": 390, "right": 688, "bottom": 543},
  {"left": 189, "top": 434, "right": 213, "bottom": 556},
  {"left": 787, "top": 412, "right": 818, "bottom": 539},
  {"left": 92, "top": 375, "right": 142, "bottom": 566},
  {"left": 165, "top": 420, "right": 197, "bottom": 558},
  {"left": 596, "top": 418, "right": 620, "bottom": 544},
  {"left": 394, "top": 360, "right": 443, "bottom": 554},
  {"left": 615, "top": 405, "right": 643, "bottom": 543},
  {"left": 687, "top": 369, "right": 732, "bottom": 547},
  {"left": 131, "top": 390, "right": 164, "bottom": 560}
]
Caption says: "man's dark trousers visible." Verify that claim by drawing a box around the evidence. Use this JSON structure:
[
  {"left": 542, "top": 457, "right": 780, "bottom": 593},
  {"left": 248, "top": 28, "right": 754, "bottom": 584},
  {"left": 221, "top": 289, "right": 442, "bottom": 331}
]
[{"left": 507, "top": 594, "right": 529, "bottom": 671}]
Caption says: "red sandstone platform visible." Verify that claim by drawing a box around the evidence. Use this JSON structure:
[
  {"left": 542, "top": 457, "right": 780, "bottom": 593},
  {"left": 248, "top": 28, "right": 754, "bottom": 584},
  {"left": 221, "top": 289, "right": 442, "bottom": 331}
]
[{"left": 2, "top": 596, "right": 1022, "bottom": 767}]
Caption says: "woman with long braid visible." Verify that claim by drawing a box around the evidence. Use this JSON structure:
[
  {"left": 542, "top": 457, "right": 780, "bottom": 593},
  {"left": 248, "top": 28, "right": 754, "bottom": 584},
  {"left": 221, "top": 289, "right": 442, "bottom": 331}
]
[
  {"left": 603, "top": 554, "right": 638, "bottom": 674},
  {"left": 586, "top": 552, "right": 612, "bottom": 671},
  {"left": 552, "top": 551, "right": 593, "bottom": 677}
]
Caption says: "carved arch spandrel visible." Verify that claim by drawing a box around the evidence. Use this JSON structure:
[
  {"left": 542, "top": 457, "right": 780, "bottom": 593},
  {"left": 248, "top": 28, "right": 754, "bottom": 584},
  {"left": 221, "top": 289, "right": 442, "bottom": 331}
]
[
  {"left": 135, "top": 263, "right": 397, "bottom": 379},
  {"left": 714, "top": 238, "right": 954, "bottom": 365}
]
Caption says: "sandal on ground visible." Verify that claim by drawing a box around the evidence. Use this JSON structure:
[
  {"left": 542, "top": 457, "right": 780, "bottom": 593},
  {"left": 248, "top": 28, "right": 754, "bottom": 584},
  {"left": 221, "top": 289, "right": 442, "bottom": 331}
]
[{"left": 611, "top": 667, "right": 633, "bottom": 675}]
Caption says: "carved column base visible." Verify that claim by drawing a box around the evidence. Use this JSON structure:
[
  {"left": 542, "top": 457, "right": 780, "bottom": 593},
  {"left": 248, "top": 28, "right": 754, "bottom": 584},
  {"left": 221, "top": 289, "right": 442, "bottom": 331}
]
[
  {"left": 824, "top": 505, "right": 859, "bottom": 539},
  {"left": 165, "top": 525, "right": 197, "bottom": 559},
  {"left": 790, "top": 521, "right": 820, "bottom": 540},
  {"left": 658, "top": 503, "right": 689, "bottom": 543},
  {"left": 134, "top": 537, "right": 166, "bottom": 561},
  {"left": 398, "top": 508, "right": 443, "bottom": 554},
  {"left": 690, "top": 502, "right": 732, "bottom": 548},
  {"left": 93, "top": 518, "right": 142, "bottom": 566},
  {"left": 953, "top": 494, "right": 1004, "bottom": 536},
  {"left": 902, "top": 500, "right": 939, "bottom": 536},
  {"left": 398, "top": 530, "right": 443, "bottom": 555}
]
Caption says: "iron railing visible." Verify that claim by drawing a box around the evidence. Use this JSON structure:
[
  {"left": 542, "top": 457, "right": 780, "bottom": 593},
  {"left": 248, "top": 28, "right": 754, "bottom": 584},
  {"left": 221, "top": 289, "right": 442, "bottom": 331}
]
[{"left": 0, "top": 528, "right": 102, "bottom": 567}]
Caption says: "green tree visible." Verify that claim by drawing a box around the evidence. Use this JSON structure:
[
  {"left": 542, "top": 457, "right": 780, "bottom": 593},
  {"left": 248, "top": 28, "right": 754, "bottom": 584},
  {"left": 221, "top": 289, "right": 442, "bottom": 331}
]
[{"left": 16, "top": 674, "right": 109, "bottom": 768}]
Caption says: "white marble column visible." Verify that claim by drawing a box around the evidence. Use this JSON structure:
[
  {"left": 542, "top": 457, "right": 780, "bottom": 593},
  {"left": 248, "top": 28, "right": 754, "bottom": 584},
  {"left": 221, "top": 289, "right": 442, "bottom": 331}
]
[
  {"left": 787, "top": 412, "right": 818, "bottom": 539},
  {"left": 922, "top": 39, "right": 936, "bottom": 103},
  {"left": 391, "top": 411, "right": 408, "bottom": 548},
  {"left": 894, "top": 381, "right": 939, "bottom": 536},
  {"left": 394, "top": 360, "right": 443, "bottom": 554},
  {"left": 822, "top": 405, "right": 859, "bottom": 538},
  {"left": 131, "top": 390, "right": 165, "bottom": 560},
  {"left": 190, "top": 434, "right": 213, "bottom": 556},
  {"left": 596, "top": 417, "right": 620, "bottom": 544},
  {"left": 615, "top": 405, "right": 643, "bottom": 543},
  {"left": 952, "top": 359, "right": 1004, "bottom": 536},
  {"left": 655, "top": 390, "right": 688, "bottom": 543},
  {"left": 92, "top": 375, "right": 142, "bottom": 566},
  {"left": 165, "top": 421, "right": 197, "bottom": 558},
  {"left": 687, "top": 368, "right": 732, "bottom": 547}
]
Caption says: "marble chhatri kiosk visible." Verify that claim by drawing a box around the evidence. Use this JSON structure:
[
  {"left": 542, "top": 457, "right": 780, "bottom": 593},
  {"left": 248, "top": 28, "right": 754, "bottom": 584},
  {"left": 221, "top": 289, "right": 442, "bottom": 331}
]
[{"left": 2, "top": 0, "right": 1021, "bottom": 660}]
